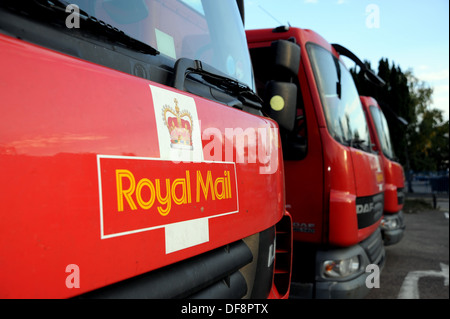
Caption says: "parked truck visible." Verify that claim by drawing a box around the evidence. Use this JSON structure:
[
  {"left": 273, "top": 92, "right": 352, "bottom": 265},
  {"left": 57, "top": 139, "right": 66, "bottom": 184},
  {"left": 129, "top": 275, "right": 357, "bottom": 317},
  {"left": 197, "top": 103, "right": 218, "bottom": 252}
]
[
  {"left": 0, "top": 0, "right": 292, "bottom": 299},
  {"left": 319, "top": 45, "right": 406, "bottom": 246},
  {"left": 247, "top": 26, "right": 385, "bottom": 298},
  {"left": 360, "top": 96, "right": 406, "bottom": 245}
]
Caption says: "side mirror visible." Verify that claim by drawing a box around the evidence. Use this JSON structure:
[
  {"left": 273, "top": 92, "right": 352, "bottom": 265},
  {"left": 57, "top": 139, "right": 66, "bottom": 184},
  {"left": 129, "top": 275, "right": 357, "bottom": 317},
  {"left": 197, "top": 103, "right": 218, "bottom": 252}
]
[
  {"left": 271, "top": 40, "right": 301, "bottom": 76},
  {"left": 264, "top": 81, "right": 297, "bottom": 132},
  {"left": 262, "top": 40, "right": 300, "bottom": 132}
]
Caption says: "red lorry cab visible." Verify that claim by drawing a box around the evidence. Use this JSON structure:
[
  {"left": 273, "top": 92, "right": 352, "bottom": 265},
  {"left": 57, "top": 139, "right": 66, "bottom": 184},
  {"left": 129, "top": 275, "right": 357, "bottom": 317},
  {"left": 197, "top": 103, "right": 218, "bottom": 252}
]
[
  {"left": 360, "top": 96, "right": 406, "bottom": 245},
  {"left": 247, "top": 26, "right": 385, "bottom": 298},
  {"left": 0, "top": 1, "right": 292, "bottom": 299}
]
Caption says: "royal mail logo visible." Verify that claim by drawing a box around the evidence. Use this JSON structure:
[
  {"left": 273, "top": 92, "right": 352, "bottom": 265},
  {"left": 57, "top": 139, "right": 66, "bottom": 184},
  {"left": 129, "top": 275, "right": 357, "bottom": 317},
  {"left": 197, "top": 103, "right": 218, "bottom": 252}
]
[
  {"left": 162, "top": 98, "right": 193, "bottom": 150},
  {"left": 97, "top": 155, "right": 238, "bottom": 252},
  {"left": 96, "top": 86, "right": 237, "bottom": 254},
  {"left": 151, "top": 85, "right": 203, "bottom": 163}
]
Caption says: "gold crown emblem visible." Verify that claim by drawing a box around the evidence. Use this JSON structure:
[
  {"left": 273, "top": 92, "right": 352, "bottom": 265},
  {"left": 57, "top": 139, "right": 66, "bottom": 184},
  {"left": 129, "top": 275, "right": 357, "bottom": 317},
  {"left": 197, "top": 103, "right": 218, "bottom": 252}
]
[{"left": 162, "top": 98, "right": 193, "bottom": 150}]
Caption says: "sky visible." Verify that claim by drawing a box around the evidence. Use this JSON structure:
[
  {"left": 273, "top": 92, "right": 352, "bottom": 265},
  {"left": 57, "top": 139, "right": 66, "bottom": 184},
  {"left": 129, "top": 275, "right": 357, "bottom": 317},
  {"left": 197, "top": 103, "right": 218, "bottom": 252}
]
[{"left": 244, "top": 0, "right": 450, "bottom": 122}]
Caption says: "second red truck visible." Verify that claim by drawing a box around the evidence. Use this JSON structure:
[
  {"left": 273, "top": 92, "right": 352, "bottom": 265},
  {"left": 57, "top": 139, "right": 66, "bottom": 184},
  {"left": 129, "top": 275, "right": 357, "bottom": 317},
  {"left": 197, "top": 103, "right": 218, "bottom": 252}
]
[{"left": 247, "top": 26, "right": 386, "bottom": 298}]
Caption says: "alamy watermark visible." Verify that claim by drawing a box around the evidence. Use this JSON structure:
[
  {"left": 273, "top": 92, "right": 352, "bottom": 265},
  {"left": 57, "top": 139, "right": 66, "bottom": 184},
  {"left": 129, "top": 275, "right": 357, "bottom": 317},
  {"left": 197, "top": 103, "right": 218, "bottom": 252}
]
[
  {"left": 65, "top": 263, "right": 380, "bottom": 290},
  {"left": 365, "top": 4, "right": 380, "bottom": 29},
  {"left": 65, "top": 264, "right": 80, "bottom": 289},
  {"left": 366, "top": 264, "right": 380, "bottom": 288},
  {"left": 65, "top": 4, "right": 80, "bottom": 29},
  {"left": 66, "top": 3, "right": 381, "bottom": 30},
  {"left": 202, "top": 126, "right": 279, "bottom": 175}
]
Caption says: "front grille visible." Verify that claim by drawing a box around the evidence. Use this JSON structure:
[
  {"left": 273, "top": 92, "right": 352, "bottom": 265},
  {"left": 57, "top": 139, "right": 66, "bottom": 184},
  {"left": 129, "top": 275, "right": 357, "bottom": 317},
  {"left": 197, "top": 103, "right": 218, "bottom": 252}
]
[
  {"left": 397, "top": 187, "right": 405, "bottom": 205},
  {"left": 273, "top": 214, "right": 292, "bottom": 297},
  {"left": 360, "top": 228, "right": 384, "bottom": 266},
  {"left": 80, "top": 240, "right": 253, "bottom": 299},
  {"left": 356, "top": 193, "right": 384, "bottom": 229}
]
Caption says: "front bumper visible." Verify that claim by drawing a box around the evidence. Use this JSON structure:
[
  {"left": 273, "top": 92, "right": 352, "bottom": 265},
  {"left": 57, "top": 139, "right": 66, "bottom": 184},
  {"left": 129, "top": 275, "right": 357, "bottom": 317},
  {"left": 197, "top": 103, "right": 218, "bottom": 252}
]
[
  {"left": 381, "top": 210, "right": 406, "bottom": 246},
  {"left": 316, "top": 228, "right": 385, "bottom": 298},
  {"left": 291, "top": 228, "right": 385, "bottom": 299}
]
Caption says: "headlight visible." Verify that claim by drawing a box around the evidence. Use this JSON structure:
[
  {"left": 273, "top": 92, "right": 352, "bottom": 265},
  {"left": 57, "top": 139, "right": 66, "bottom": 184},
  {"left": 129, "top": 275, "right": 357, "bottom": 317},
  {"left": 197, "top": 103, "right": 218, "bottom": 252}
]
[
  {"left": 323, "top": 256, "right": 360, "bottom": 278},
  {"left": 381, "top": 217, "right": 399, "bottom": 230}
]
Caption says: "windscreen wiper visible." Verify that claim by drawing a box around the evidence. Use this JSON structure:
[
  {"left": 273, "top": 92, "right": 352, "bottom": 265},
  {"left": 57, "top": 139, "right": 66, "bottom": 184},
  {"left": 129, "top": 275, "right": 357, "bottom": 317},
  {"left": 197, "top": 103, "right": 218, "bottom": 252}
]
[
  {"left": 2, "top": 0, "right": 159, "bottom": 56},
  {"left": 174, "top": 58, "right": 263, "bottom": 110}
]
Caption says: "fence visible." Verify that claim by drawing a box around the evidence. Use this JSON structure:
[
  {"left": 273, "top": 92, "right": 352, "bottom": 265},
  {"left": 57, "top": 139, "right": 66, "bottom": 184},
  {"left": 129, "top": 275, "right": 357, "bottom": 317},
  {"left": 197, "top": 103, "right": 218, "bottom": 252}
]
[{"left": 407, "top": 172, "right": 449, "bottom": 194}]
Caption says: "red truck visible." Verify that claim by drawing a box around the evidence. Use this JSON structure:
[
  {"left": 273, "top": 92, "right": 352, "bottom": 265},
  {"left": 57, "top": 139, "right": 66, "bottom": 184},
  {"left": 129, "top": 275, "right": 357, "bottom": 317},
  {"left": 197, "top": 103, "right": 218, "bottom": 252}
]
[
  {"left": 247, "top": 26, "right": 385, "bottom": 298},
  {"left": 0, "top": 0, "right": 292, "bottom": 299},
  {"left": 360, "top": 96, "right": 406, "bottom": 245}
]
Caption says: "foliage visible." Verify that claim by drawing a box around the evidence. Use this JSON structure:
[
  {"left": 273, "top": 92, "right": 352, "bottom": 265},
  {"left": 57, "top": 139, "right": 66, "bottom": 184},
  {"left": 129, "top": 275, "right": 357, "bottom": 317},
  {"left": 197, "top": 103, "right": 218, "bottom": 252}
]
[{"left": 403, "top": 198, "right": 434, "bottom": 214}]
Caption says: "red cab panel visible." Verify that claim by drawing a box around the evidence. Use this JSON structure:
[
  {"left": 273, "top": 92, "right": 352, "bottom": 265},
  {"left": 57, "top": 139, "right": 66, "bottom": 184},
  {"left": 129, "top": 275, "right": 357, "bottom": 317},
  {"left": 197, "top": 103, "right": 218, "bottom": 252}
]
[{"left": 0, "top": 34, "right": 284, "bottom": 298}]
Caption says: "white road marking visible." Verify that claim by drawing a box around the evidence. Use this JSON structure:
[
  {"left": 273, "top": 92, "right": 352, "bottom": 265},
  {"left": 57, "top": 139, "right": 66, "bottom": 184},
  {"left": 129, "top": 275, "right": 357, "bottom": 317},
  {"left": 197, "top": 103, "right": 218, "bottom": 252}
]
[{"left": 397, "top": 263, "right": 449, "bottom": 299}]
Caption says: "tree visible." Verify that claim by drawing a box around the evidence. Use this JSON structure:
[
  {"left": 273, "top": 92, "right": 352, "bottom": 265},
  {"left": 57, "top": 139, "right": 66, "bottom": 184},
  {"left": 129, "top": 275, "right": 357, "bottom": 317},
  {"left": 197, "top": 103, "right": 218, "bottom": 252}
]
[{"left": 351, "top": 58, "right": 449, "bottom": 173}]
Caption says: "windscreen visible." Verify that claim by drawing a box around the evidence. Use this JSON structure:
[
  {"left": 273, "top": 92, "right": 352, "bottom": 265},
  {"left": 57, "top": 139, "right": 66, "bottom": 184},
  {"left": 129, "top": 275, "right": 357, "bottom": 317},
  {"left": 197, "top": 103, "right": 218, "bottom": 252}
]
[
  {"left": 69, "top": 0, "right": 254, "bottom": 88},
  {"left": 370, "top": 105, "right": 396, "bottom": 159},
  {"left": 307, "top": 43, "right": 371, "bottom": 152}
]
